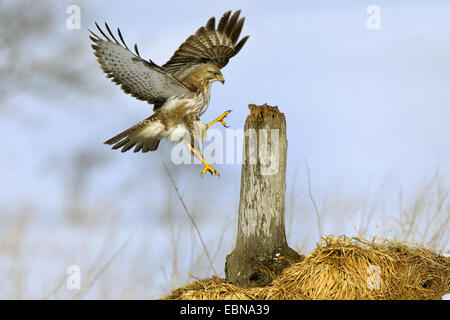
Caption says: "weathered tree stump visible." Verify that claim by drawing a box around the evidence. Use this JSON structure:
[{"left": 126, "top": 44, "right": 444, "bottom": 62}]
[{"left": 225, "top": 104, "right": 302, "bottom": 288}]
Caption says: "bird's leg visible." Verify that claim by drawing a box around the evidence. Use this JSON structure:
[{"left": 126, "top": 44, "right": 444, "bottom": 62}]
[
  {"left": 187, "top": 143, "right": 219, "bottom": 176},
  {"left": 207, "top": 110, "right": 232, "bottom": 129}
]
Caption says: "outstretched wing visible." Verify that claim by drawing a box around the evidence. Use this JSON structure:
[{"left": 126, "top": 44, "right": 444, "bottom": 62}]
[
  {"left": 90, "top": 23, "right": 192, "bottom": 106},
  {"left": 162, "top": 10, "right": 249, "bottom": 77}
]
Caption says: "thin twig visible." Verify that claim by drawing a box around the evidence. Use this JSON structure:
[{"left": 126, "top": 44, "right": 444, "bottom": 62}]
[
  {"left": 304, "top": 158, "right": 322, "bottom": 238},
  {"left": 166, "top": 187, "right": 180, "bottom": 286},
  {"left": 162, "top": 162, "right": 217, "bottom": 276},
  {"left": 287, "top": 163, "right": 299, "bottom": 239},
  {"left": 43, "top": 275, "right": 66, "bottom": 300},
  {"left": 72, "top": 228, "right": 138, "bottom": 299}
]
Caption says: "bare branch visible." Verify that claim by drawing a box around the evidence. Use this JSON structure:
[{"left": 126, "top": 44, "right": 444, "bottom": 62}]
[
  {"left": 162, "top": 162, "right": 217, "bottom": 276},
  {"left": 304, "top": 158, "right": 322, "bottom": 238}
]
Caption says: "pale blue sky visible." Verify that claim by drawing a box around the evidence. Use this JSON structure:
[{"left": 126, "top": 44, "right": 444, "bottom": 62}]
[
  {"left": 1, "top": 0, "right": 449, "bottom": 229},
  {"left": 1, "top": 1, "right": 449, "bottom": 298}
]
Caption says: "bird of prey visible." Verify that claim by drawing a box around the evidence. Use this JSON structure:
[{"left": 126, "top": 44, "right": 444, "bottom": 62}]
[{"left": 89, "top": 10, "right": 249, "bottom": 176}]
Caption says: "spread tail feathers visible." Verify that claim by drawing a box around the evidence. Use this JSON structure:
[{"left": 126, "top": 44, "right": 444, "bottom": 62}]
[{"left": 104, "top": 116, "right": 162, "bottom": 153}]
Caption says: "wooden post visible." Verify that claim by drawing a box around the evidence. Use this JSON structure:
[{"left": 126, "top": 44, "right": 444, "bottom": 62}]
[{"left": 225, "top": 104, "right": 302, "bottom": 288}]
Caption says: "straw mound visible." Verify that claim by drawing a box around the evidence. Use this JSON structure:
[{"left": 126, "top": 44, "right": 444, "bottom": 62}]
[{"left": 163, "top": 236, "right": 449, "bottom": 300}]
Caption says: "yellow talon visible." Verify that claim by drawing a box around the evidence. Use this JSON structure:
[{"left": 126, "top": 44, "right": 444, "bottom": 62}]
[
  {"left": 201, "top": 162, "right": 220, "bottom": 176},
  {"left": 186, "top": 143, "right": 220, "bottom": 177},
  {"left": 207, "top": 110, "right": 232, "bottom": 128}
]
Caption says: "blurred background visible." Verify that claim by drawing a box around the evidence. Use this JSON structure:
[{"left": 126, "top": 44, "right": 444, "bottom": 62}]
[{"left": 0, "top": 0, "right": 448, "bottom": 299}]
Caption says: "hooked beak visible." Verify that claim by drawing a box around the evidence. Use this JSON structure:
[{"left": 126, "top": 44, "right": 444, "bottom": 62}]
[{"left": 216, "top": 74, "right": 225, "bottom": 84}]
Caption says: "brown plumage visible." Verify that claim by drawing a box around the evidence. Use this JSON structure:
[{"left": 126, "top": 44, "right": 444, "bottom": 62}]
[
  {"left": 163, "top": 10, "right": 249, "bottom": 81},
  {"left": 90, "top": 10, "right": 249, "bottom": 175}
]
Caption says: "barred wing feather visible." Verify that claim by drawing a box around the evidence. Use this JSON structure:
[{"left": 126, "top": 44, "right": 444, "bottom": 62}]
[
  {"left": 163, "top": 10, "right": 249, "bottom": 77},
  {"left": 90, "top": 23, "right": 192, "bottom": 106}
]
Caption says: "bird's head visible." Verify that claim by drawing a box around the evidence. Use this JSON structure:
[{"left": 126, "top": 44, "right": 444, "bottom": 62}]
[
  {"left": 201, "top": 64, "right": 225, "bottom": 84},
  {"left": 214, "top": 71, "right": 225, "bottom": 84},
  {"left": 185, "top": 63, "right": 225, "bottom": 91}
]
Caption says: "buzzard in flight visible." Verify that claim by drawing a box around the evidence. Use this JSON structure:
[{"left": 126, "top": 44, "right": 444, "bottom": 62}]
[{"left": 90, "top": 10, "right": 249, "bottom": 176}]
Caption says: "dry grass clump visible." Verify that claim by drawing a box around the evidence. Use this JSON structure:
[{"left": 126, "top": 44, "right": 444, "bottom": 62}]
[
  {"left": 163, "top": 236, "right": 449, "bottom": 300},
  {"left": 162, "top": 276, "right": 307, "bottom": 300},
  {"left": 273, "top": 236, "right": 449, "bottom": 300},
  {"left": 163, "top": 277, "right": 264, "bottom": 300}
]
